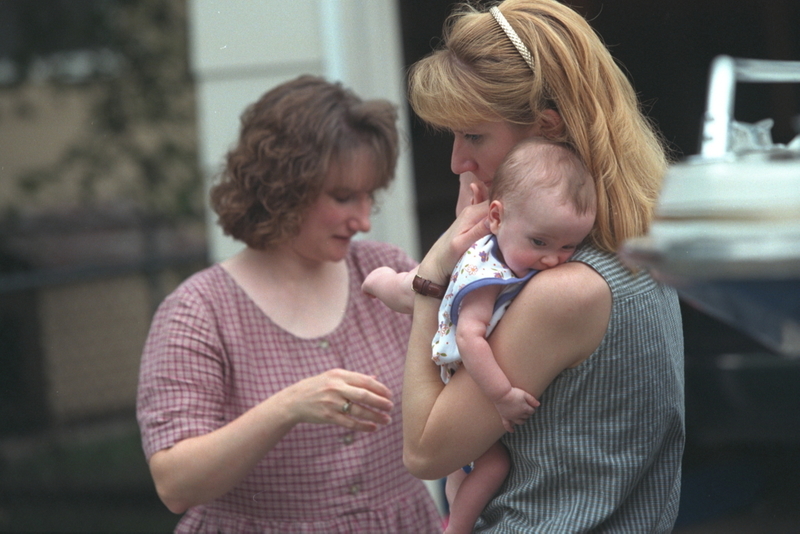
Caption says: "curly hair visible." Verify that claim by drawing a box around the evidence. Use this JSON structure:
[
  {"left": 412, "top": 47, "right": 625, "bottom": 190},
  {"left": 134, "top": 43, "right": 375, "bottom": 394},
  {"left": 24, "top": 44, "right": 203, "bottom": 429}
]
[
  {"left": 408, "top": 0, "right": 670, "bottom": 253},
  {"left": 210, "top": 75, "right": 398, "bottom": 249}
]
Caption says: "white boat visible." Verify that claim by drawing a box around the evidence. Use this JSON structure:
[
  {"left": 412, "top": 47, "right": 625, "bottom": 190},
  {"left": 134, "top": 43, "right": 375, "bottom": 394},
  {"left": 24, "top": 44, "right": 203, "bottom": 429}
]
[{"left": 621, "top": 55, "right": 800, "bottom": 356}]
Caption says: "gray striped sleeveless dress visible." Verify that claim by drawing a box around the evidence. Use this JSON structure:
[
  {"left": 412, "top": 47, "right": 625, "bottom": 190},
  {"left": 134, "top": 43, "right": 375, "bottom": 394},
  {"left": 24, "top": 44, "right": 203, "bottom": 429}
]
[{"left": 475, "top": 246, "right": 685, "bottom": 533}]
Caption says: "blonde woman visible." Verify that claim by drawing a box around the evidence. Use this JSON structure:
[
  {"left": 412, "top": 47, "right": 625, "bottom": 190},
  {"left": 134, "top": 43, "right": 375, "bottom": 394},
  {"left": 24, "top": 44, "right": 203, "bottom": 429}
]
[{"left": 401, "top": 1, "right": 684, "bottom": 531}]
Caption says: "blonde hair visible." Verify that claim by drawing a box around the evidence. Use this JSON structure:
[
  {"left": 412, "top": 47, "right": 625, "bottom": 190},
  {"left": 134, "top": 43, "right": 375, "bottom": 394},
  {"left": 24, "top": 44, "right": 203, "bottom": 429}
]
[
  {"left": 492, "top": 137, "right": 596, "bottom": 217},
  {"left": 408, "top": 0, "right": 670, "bottom": 252}
]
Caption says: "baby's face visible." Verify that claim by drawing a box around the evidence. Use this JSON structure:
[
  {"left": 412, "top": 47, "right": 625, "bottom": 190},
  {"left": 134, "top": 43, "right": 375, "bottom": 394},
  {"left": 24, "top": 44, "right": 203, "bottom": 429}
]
[{"left": 489, "top": 189, "right": 595, "bottom": 277}]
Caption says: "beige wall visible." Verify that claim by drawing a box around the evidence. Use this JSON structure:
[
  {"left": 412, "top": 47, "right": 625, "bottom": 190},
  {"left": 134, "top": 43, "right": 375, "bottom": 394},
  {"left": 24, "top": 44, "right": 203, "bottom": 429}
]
[
  {"left": 38, "top": 275, "right": 151, "bottom": 419},
  {"left": 0, "top": 86, "right": 94, "bottom": 213},
  {"left": 0, "top": 83, "right": 204, "bottom": 423}
]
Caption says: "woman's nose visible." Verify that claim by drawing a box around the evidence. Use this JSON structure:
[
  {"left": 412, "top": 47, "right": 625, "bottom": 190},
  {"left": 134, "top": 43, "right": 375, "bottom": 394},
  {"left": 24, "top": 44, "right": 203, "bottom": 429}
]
[
  {"left": 451, "top": 138, "right": 477, "bottom": 176},
  {"left": 349, "top": 197, "right": 372, "bottom": 233}
]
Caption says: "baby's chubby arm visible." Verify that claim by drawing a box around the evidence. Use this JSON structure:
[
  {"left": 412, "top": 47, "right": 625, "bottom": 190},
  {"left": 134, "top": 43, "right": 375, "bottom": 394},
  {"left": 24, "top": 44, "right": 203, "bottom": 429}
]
[
  {"left": 456, "top": 286, "right": 539, "bottom": 432},
  {"left": 362, "top": 265, "right": 418, "bottom": 315}
]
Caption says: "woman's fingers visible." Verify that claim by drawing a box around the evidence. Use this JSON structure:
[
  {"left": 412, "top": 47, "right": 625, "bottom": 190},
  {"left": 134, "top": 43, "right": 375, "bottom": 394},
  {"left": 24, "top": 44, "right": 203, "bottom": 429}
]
[
  {"left": 455, "top": 172, "right": 479, "bottom": 215},
  {"left": 286, "top": 369, "right": 395, "bottom": 430},
  {"left": 337, "top": 372, "right": 395, "bottom": 427},
  {"left": 340, "top": 370, "right": 393, "bottom": 404},
  {"left": 452, "top": 202, "right": 491, "bottom": 253},
  {"left": 418, "top": 201, "right": 491, "bottom": 283},
  {"left": 342, "top": 385, "right": 393, "bottom": 414},
  {"left": 470, "top": 181, "right": 489, "bottom": 206},
  {"left": 337, "top": 398, "right": 392, "bottom": 428}
]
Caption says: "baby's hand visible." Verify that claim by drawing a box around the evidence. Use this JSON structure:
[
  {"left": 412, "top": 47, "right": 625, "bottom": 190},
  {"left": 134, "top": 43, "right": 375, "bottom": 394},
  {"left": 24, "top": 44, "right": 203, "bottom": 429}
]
[{"left": 495, "top": 387, "right": 540, "bottom": 433}]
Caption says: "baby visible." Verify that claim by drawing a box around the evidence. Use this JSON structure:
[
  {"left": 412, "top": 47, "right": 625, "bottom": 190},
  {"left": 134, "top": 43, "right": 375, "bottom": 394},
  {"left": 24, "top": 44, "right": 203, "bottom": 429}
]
[{"left": 364, "top": 137, "right": 596, "bottom": 533}]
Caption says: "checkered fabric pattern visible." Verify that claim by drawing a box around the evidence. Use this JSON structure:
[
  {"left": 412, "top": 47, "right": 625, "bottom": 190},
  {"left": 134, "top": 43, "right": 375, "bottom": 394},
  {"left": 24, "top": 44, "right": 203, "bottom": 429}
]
[{"left": 137, "top": 241, "right": 442, "bottom": 533}]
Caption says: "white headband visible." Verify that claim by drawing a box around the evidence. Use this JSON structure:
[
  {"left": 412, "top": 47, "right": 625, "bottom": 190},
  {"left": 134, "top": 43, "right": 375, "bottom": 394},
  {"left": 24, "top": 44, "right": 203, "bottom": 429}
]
[{"left": 489, "top": 6, "right": 535, "bottom": 73}]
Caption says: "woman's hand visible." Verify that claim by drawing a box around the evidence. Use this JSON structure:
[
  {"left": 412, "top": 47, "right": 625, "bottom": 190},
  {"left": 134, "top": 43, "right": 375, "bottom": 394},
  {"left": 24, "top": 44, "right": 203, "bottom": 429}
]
[
  {"left": 283, "top": 369, "right": 394, "bottom": 432},
  {"left": 455, "top": 172, "right": 489, "bottom": 215},
  {"left": 417, "top": 198, "right": 491, "bottom": 285},
  {"left": 149, "top": 368, "right": 395, "bottom": 513},
  {"left": 421, "top": 173, "right": 490, "bottom": 286}
]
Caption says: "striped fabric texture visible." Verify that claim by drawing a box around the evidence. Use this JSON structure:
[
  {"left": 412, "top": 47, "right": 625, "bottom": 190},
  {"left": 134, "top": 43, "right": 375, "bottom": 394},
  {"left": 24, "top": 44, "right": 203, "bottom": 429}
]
[{"left": 476, "top": 246, "right": 685, "bottom": 533}]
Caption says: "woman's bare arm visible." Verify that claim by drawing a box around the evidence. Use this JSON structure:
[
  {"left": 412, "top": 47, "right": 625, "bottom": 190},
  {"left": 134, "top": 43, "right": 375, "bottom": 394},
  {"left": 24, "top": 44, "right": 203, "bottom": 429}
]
[
  {"left": 403, "top": 262, "right": 611, "bottom": 479},
  {"left": 150, "top": 369, "right": 393, "bottom": 513}
]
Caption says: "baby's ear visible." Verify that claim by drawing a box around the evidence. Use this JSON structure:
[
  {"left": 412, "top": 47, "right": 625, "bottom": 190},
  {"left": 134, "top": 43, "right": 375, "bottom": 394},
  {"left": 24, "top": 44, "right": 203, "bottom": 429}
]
[{"left": 488, "top": 200, "right": 503, "bottom": 233}]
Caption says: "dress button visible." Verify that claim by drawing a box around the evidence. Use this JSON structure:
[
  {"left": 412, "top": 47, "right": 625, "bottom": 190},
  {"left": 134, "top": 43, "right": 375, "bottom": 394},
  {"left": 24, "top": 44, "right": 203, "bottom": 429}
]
[
  {"left": 349, "top": 484, "right": 360, "bottom": 495},
  {"left": 318, "top": 339, "right": 330, "bottom": 349},
  {"left": 343, "top": 433, "right": 354, "bottom": 445}
]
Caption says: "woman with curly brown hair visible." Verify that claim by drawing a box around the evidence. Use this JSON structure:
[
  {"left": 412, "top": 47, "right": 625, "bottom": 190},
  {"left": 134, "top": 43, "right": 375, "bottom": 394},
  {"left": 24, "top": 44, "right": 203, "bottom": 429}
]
[{"left": 136, "top": 75, "right": 441, "bottom": 533}]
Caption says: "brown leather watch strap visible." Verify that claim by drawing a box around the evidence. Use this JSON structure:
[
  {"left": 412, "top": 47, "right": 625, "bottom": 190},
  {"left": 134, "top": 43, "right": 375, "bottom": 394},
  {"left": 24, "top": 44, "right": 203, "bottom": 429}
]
[{"left": 412, "top": 275, "right": 447, "bottom": 299}]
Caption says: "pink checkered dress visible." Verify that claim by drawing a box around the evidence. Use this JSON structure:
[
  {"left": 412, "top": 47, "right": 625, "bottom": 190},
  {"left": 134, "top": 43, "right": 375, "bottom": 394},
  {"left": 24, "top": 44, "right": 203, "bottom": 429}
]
[{"left": 137, "top": 240, "right": 442, "bottom": 533}]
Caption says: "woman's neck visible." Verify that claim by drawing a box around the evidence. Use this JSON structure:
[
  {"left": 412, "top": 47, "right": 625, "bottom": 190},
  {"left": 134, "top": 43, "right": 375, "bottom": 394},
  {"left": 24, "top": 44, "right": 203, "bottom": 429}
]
[
  {"left": 221, "top": 246, "right": 350, "bottom": 338},
  {"left": 236, "top": 245, "right": 336, "bottom": 281}
]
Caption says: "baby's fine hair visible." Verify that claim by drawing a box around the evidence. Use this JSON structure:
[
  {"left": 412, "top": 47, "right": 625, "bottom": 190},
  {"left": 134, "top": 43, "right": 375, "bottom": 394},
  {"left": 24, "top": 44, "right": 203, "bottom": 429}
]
[{"left": 491, "top": 137, "right": 596, "bottom": 217}]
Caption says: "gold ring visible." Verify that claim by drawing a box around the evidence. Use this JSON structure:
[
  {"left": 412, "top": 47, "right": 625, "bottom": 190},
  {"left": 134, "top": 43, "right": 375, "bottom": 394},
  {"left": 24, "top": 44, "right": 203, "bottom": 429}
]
[{"left": 341, "top": 400, "right": 353, "bottom": 414}]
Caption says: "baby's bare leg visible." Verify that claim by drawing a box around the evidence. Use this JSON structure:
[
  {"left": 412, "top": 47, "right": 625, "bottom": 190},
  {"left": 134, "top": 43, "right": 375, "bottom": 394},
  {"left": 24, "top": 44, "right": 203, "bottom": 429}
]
[{"left": 445, "top": 441, "right": 510, "bottom": 534}]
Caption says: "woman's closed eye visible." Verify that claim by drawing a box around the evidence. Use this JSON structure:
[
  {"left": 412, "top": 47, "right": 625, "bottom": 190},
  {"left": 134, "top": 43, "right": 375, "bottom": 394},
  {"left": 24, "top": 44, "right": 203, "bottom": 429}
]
[
  {"left": 454, "top": 130, "right": 482, "bottom": 143},
  {"left": 329, "top": 190, "right": 374, "bottom": 204},
  {"left": 333, "top": 194, "right": 356, "bottom": 204}
]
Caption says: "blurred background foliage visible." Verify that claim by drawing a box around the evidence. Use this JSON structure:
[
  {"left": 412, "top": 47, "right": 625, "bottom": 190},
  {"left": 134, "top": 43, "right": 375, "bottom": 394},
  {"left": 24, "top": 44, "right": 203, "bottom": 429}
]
[
  {"left": 0, "top": 2, "right": 198, "bottom": 530},
  {"left": 0, "top": 0, "right": 202, "bottom": 226}
]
